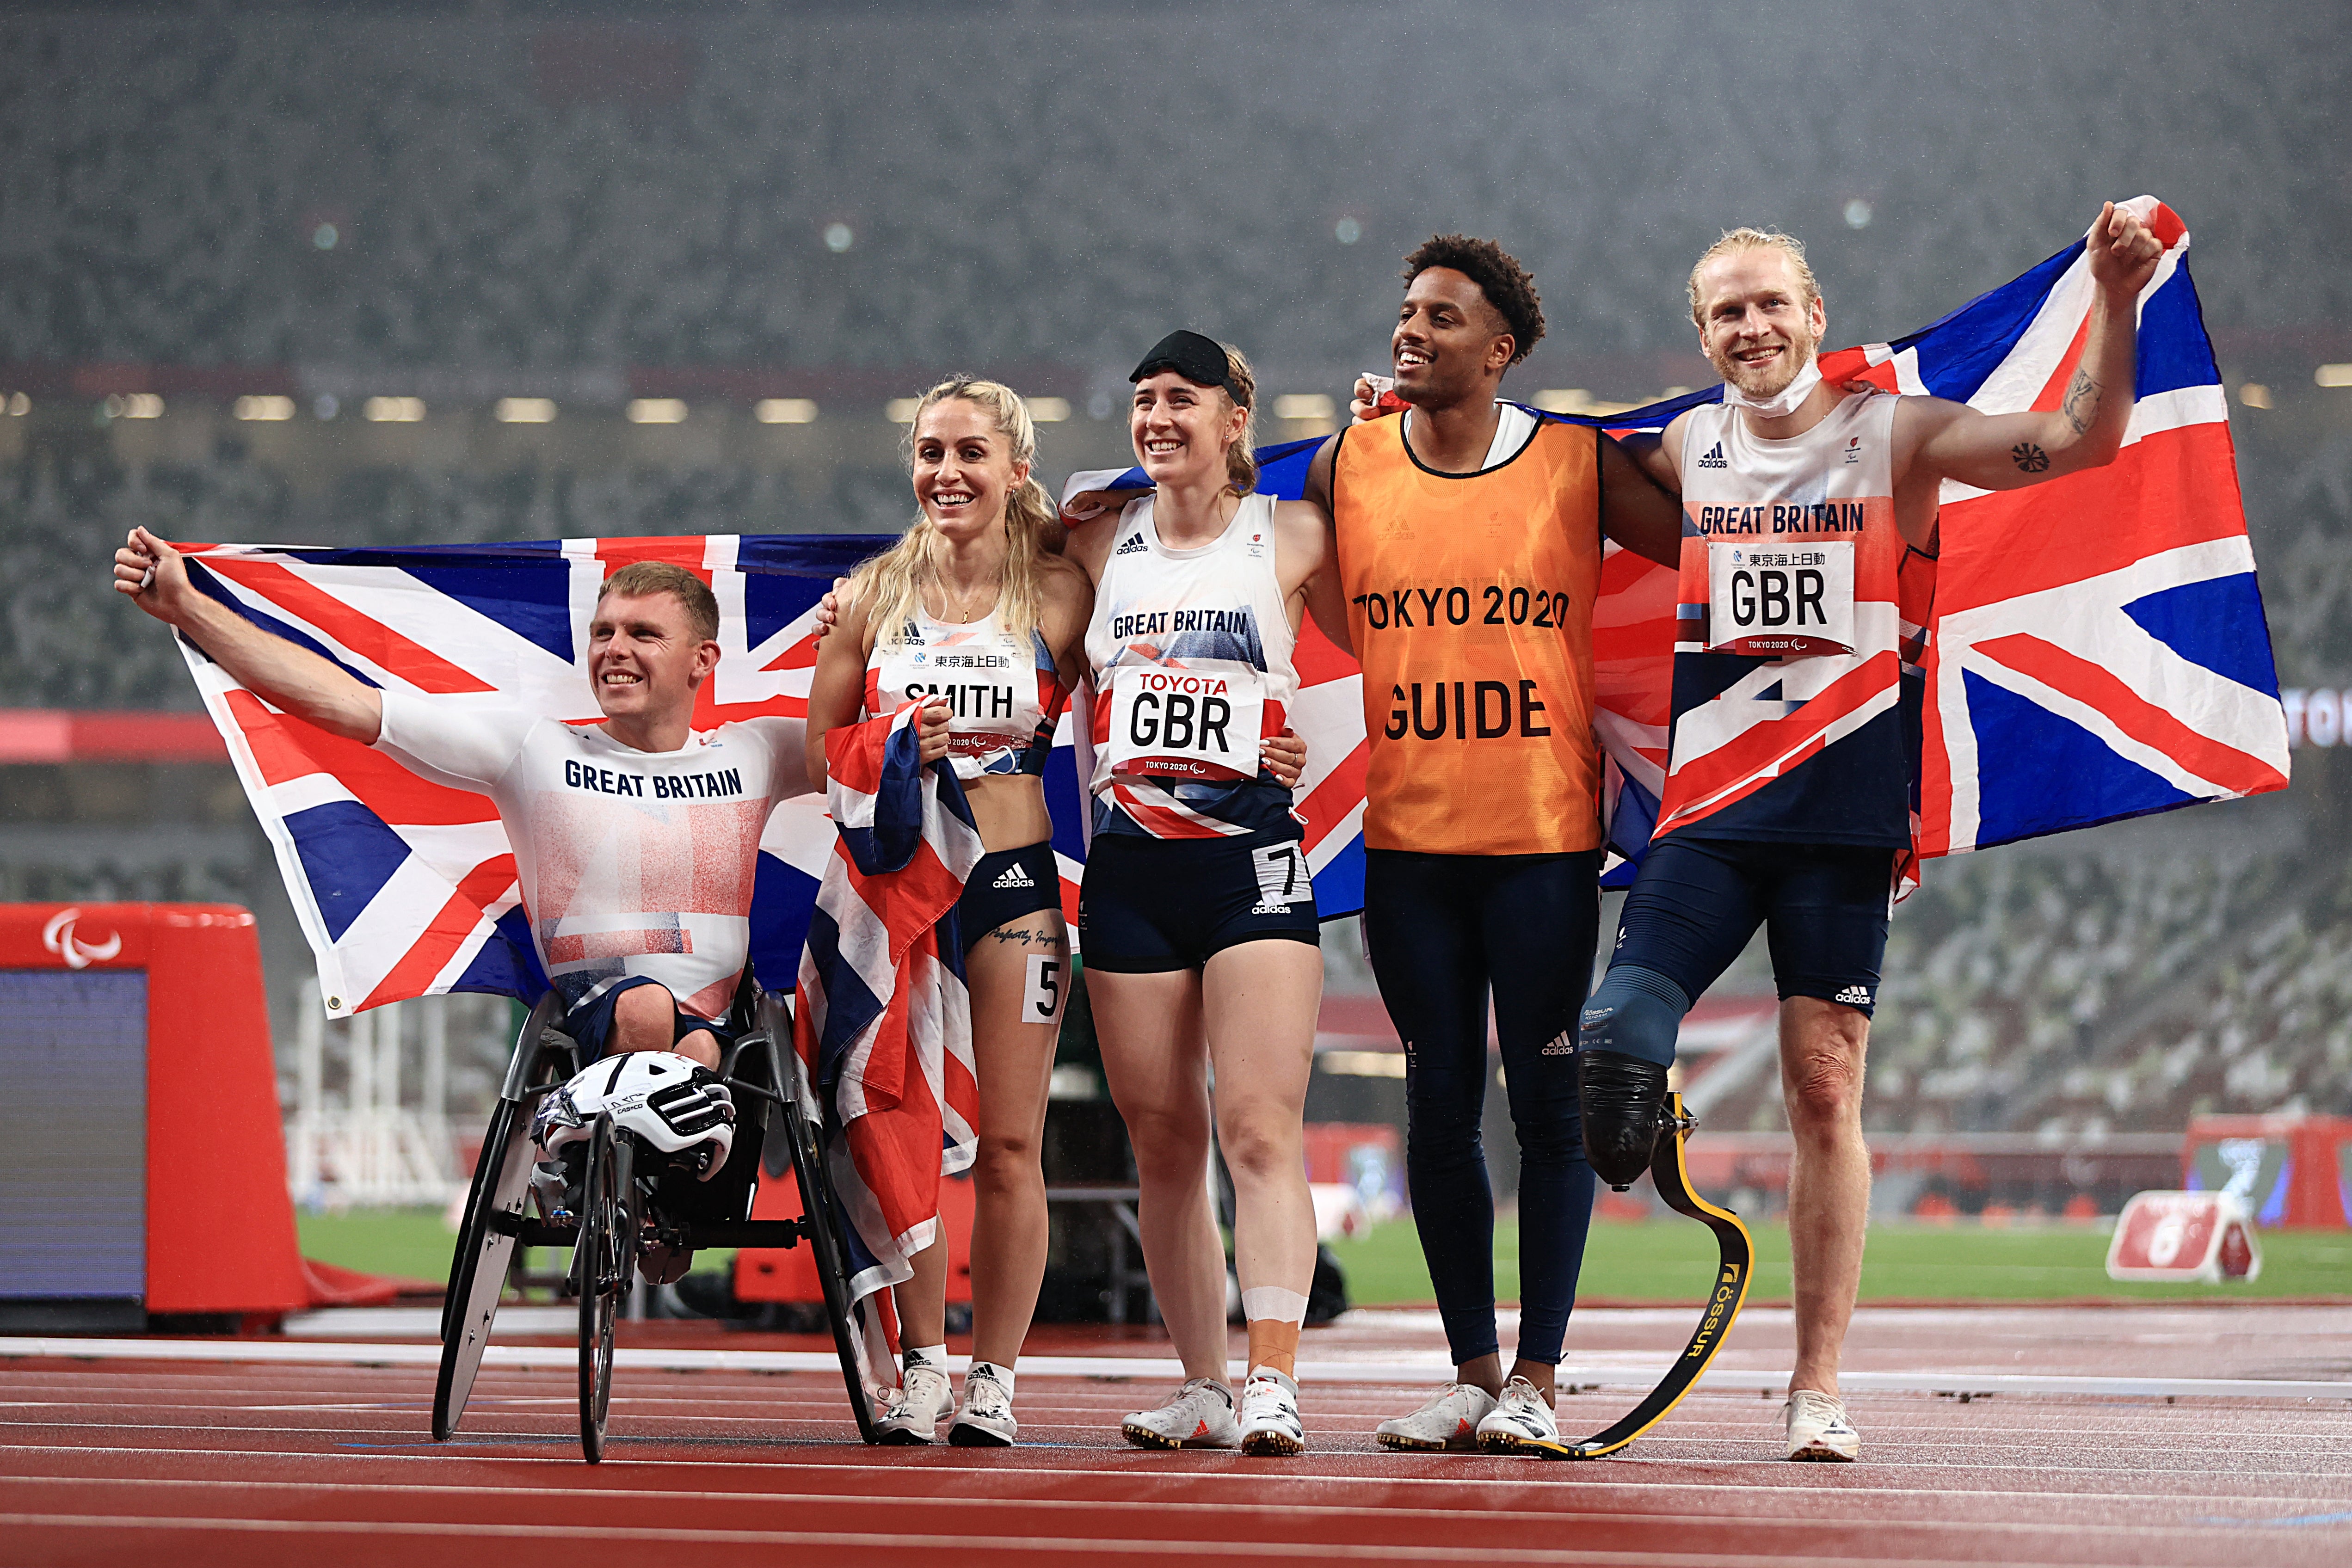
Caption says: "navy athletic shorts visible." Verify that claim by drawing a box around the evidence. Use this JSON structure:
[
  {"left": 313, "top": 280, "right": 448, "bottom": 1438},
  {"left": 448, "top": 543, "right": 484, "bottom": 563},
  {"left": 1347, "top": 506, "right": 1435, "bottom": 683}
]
[
  {"left": 1077, "top": 828, "right": 1320, "bottom": 972},
  {"left": 1611, "top": 835, "right": 1897, "bottom": 1015},
  {"left": 954, "top": 841, "right": 1064, "bottom": 953},
  {"left": 561, "top": 976, "right": 737, "bottom": 1065}
]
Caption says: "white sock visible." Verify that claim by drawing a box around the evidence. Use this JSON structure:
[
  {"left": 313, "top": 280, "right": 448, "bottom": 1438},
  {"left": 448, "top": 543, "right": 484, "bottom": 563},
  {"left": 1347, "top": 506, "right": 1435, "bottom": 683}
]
[
  {"left": 968, "top": 1359, "right": 1015, "bottom": 1397},
  {"left": 902, "top": 1343, "right": 948, "bottom": 1374}
]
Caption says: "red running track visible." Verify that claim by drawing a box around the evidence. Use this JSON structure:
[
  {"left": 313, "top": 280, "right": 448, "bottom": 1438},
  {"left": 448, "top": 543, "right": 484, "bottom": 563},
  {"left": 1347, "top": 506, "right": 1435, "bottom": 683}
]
[{"left": 6, "top": 1310, "right": 2352, "bottom": 1566}]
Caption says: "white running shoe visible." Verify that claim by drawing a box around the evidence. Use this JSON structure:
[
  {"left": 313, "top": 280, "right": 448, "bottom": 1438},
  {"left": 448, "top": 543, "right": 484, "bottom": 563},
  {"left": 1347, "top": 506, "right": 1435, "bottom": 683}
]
[
  {"left": 1238, "top": 1369, "right": 1306, "bottom": 1457},
  {"left": 1374, "top": 1382, "right": 1498, "bottom": 1452},
  {"left": 1121, "top": 1377, "right": 1238, "bottom": 1450},
  {"left": 875, "top": 1363, "right": 954, "bottom": 1445},
  {"left": 1783, "top": 1389, "right": 1860, "bottom": 1461},
  {"left": 1475, "top": 1375, "right": 1560, "bottom": 1452},
  {"left": 948, "top": 1363, "right": 1017, "bottom": 1447}
]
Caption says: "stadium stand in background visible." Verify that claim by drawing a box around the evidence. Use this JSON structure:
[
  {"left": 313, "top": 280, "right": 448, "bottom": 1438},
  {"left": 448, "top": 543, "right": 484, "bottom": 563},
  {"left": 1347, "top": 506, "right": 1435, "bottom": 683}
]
[{"left": 2, "top": 0, "right": 2347, "bottom": 1162}]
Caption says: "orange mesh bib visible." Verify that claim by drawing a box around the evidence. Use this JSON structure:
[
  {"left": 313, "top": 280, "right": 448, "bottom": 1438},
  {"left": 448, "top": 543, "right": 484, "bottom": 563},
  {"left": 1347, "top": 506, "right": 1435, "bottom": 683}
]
[{"left": 1334, "top": 415, "right": 1604, "bottom": 855}]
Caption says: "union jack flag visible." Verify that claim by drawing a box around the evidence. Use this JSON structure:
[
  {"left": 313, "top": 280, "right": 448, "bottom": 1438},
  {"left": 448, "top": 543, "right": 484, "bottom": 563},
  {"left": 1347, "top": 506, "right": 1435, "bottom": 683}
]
[
  {"left": 795, "top": 702, "right": 980, "bottom": 1311},
  {"left": 180, "top": 199, "right": 2282, "bottom": 1015},
  {"left": 1538, "top": 193, "right": 2288, "bottom": 870}
]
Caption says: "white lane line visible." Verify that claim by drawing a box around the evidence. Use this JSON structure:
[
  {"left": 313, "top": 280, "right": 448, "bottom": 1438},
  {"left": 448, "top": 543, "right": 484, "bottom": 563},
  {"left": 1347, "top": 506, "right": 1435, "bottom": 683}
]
[
  {"left": 0, "top": 1475, "right": 2314, "bottom": 1540},
  {"left": 3, "top": 1431, "right": 2347, "bottom": 1485},
  {"left": 7, "top": 1338, "right": 2352, "bottom": 1403},
  {"left": 13, "top": 1476, "right": 2333, "bottom": 1523},
  {"left": 2, "top": 1444, "right": 2345, "bottom": 1506},
  {"left": 0, "top": 1511, "right": 2273, "bottom": 1564}
]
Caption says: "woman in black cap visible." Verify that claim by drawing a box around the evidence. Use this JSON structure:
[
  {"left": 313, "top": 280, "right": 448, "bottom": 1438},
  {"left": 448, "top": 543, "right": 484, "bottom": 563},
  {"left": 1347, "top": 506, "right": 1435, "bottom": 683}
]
[{"left": 1063, "top": 332, "right": 1334, "bottom": 1456}]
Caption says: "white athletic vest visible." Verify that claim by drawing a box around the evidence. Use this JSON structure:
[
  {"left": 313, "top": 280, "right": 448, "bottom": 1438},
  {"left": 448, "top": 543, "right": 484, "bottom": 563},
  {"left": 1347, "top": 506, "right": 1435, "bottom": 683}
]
[
  {"left": 865, "top": 607, "right": 1065, "bottom": 781},
  {"left": 1662, "top": 388, "right": 1927, "bottom": 847},
  {"left": 1084, "top": 491, "right": 1301, "bottom": 839}
]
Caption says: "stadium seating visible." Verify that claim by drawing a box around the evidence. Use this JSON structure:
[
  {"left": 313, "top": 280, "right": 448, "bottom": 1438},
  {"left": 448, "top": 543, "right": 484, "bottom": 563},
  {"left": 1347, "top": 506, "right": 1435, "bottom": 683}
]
[
  {"left": 3, "top": 1, "right": 2346, "bottom": 1148},
  {"left": 0, "top": 4, "right": 2342, "bottom": 371},
  {"left": 1692, "top": 838, "right": 2349, "bottom": 1137}
]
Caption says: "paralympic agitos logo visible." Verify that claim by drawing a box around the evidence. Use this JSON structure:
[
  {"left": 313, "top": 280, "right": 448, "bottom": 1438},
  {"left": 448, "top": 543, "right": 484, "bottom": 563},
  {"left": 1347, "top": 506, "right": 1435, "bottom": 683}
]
[{"left": 42, "top": 907, "right": 123, "bottom": 970}]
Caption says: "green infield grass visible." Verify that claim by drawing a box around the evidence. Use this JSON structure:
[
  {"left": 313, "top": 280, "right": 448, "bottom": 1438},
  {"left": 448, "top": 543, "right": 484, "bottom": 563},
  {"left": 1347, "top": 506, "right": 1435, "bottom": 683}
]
[
  {"left": 1325, "top": 1217, "right": 2352, "bottom": 1306},
  {"left": 296, "top": 1207, "right": 2352, "bottom": 1306}
]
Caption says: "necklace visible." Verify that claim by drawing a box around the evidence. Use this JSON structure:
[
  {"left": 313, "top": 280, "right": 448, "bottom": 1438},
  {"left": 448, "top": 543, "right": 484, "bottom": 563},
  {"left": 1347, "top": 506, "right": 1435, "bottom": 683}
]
[{"left": 928, "top": 573, "right": 1000, "bottom": 625}]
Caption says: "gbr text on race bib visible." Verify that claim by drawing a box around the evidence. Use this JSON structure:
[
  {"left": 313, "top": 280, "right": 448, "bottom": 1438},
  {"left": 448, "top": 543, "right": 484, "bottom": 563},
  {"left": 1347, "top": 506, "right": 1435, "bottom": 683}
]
[
  {"left": 1106, "top": 666, "right": 1264, "bottom": 781},
  {"left": 1706, "top": 540, "right": 1855, "bottom": 658}
]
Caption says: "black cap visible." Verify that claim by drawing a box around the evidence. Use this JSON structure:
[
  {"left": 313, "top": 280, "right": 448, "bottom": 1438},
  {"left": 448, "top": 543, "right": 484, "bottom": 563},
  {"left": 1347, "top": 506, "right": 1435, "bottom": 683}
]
[{"left": 1128, "top": 330, "right": 1248, "bottom": 406}]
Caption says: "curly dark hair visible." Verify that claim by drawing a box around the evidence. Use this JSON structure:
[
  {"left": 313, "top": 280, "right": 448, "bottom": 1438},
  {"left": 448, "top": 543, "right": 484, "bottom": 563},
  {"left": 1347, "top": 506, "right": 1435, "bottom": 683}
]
[{"left": 1401, "top": 234, "right": 1546, "bottom": 365}]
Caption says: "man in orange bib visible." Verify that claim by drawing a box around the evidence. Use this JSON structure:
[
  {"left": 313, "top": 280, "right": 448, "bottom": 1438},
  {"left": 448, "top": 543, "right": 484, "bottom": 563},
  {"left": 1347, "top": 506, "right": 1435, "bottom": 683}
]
[{"left": 1295, "top": 236, "right": 1681, "bottom": 1451}]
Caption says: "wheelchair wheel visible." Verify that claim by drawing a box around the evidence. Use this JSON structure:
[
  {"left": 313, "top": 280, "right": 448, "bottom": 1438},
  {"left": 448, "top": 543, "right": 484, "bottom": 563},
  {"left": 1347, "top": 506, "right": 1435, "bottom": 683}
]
[
  {"left": 434, "top": 1095, "right": 540, "bottom": 1440},
  {"left": 577, "top": 1112, "right": 638, "bottom": 1463},
  {"left": 779, "top": 1089, "right": 885, "bottom": 1445}
]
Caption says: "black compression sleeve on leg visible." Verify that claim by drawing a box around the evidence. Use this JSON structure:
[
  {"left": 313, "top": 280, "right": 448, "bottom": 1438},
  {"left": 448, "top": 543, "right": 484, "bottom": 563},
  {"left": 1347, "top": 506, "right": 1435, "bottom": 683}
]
[{"left": 1576, "top": 965, "right": 1691, "bottom": 1068}]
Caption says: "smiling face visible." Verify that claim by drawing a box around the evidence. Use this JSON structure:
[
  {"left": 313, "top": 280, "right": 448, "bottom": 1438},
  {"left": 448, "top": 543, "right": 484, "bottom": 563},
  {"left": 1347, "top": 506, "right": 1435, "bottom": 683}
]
[
  {"left": 1693, "top": 247, "right": 1826, "bottom": 400},
  {"left": 1131, "top": 370, "right": 1245, "bottom": 489},
  {"left": 911, "top": 397, "right": 1028, "bottom": 546},
  {"left": 586, "top": 590, "right": 718, "bottom": 729},
  {"left": 1391, "top": 266, "right": 1515, "bottom": 407}
]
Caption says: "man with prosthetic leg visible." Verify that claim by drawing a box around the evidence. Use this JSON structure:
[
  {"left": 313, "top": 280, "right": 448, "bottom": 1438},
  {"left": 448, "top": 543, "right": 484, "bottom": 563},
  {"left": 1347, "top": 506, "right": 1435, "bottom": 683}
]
[{"left": 1578, "top": 206, "right": 2164, "bottom": 1460}]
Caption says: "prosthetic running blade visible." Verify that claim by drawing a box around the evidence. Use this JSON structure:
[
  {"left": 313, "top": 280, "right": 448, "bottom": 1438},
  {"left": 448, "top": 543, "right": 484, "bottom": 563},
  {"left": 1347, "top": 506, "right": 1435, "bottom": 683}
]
[{"left": 1530, "top": 1092, "right": 1752, "bottom": 1460}]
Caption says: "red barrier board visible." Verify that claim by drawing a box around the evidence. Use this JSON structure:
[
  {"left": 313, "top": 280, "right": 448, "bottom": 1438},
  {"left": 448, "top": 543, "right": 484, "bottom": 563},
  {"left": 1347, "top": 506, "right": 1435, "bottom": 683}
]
[{"left": 0, "top": 903, "right": 309, "bottom": 1316}]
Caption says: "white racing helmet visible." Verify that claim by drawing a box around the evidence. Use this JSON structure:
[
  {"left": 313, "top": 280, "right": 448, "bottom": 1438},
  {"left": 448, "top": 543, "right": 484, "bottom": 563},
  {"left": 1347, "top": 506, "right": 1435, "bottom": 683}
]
[{"left": 532, "top": 1050, "right": 736, "bottom": 1180}]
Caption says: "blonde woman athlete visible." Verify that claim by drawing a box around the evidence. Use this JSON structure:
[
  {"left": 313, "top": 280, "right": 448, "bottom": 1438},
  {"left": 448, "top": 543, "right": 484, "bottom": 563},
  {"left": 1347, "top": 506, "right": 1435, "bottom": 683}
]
[
  {"left": 1065, "top": 332, "right": 1329, "bottom": 1456},
  {"left": 805, "top": 378, "right": 1090, "bottom": 1446}
]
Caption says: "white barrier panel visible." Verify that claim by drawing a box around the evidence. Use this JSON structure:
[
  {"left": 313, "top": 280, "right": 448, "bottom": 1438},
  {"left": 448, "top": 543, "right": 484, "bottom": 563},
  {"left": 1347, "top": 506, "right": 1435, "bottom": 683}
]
[{"left": 2106, "top": 1190, "right": 2262, "bottom": 1282}]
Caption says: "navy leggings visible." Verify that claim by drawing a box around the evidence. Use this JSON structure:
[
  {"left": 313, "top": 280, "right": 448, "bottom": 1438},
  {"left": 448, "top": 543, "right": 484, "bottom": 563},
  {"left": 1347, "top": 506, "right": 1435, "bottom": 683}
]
[{"left": 1362, "top": 849, "right": 1601, "bottom": 1367}]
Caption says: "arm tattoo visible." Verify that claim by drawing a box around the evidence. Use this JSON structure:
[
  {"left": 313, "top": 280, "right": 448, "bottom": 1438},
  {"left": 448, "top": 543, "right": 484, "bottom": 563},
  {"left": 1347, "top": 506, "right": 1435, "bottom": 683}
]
[
  {"left": 2010, "top": 441, "right": 2051, "bottom": 473},
  {"left": 2061, "top": 367, "right": 2101, "bottom": 437}
]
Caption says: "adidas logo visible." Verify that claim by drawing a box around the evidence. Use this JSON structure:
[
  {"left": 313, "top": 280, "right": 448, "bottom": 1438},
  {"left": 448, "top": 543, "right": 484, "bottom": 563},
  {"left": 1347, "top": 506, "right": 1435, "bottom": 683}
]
[
  {"left": 1696, "top": 441, "right": 1727, "bottom": 469},
  {"left": 1833, "top": 984, "right": 1873, "bottom": 1007},
  {"left": 991, "top": 862, "right": 1036, "bottom": 890},
  {"left": 1114, "top": 535, "right": 1149, "bottom": 555},
  {"left": 1250, "top": 899, "right": 1291, "bottom": 915}
]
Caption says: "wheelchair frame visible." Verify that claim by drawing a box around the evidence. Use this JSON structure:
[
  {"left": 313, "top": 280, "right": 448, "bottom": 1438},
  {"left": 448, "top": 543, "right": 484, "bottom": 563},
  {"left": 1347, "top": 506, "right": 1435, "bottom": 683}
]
[{"left": 432, "top": 985, "right": 888, "bottom": 1457}]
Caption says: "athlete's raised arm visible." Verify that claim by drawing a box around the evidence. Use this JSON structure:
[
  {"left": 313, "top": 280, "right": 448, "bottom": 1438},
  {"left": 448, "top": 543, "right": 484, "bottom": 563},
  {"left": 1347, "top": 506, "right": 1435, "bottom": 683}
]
[
  {"left": 1597, "top": 430, "right": 1682, "bottom": 567},
  {"left": 1297, "top": 433, "right": 1353, "bottom": 656},
  {"left": 1901, "top": 202, "right": 2162, "bottom": 492},
  {"left": 112, "top": 526, "right": 383, "bottom": 744}
]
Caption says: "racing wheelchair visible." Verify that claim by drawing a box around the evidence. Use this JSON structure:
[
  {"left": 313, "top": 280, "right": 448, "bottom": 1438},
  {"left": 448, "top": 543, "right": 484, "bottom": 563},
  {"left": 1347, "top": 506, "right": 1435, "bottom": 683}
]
[{"left": 432, "top": 984, "right": 886, "bottom": 1459}]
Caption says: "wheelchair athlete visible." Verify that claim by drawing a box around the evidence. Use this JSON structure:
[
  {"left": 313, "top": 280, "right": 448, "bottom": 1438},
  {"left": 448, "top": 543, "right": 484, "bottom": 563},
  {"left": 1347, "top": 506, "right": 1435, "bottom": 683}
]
[{"left": 114, "top": 536, "right": 812, "bottom": 1271}]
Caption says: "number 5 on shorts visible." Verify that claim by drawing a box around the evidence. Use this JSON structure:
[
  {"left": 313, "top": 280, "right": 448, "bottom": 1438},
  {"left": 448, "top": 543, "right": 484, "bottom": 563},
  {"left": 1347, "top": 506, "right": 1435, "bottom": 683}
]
[{"left": 1023, "top": 954, "right": 1064, "bottom": 1024}]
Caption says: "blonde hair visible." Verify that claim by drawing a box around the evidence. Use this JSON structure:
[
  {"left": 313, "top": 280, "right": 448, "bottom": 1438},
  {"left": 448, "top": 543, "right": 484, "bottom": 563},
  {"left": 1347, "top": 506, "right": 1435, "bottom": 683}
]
[
  {"left": 597, "top": 560, "right": 718, "bottom": 642},
  {"left": 1216, "top": 342, "right": 1259, "bottom": 495},
  {"left": 1687, "top": 227, "right": 1821, "bottom": 326},
  {"left": 851, "top": 377, "right": 1059, "bottom": 651}
]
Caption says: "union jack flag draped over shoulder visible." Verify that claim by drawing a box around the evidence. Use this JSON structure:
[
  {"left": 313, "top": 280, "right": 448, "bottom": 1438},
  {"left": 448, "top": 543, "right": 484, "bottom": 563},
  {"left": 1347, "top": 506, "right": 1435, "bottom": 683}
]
[{"left": 180, "top": 196, "right": 2284, "bottom": 1015}]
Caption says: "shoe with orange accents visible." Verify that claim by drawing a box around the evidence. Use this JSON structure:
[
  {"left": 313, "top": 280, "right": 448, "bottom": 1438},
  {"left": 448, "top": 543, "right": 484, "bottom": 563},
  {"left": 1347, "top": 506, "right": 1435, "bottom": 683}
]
[
  {"left": 1374, "top": 1382, "right": 1498, "bottom": 1452},
  {"left": 1121, "top": 1377, "right": 1238, "bottom": 1450}
]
